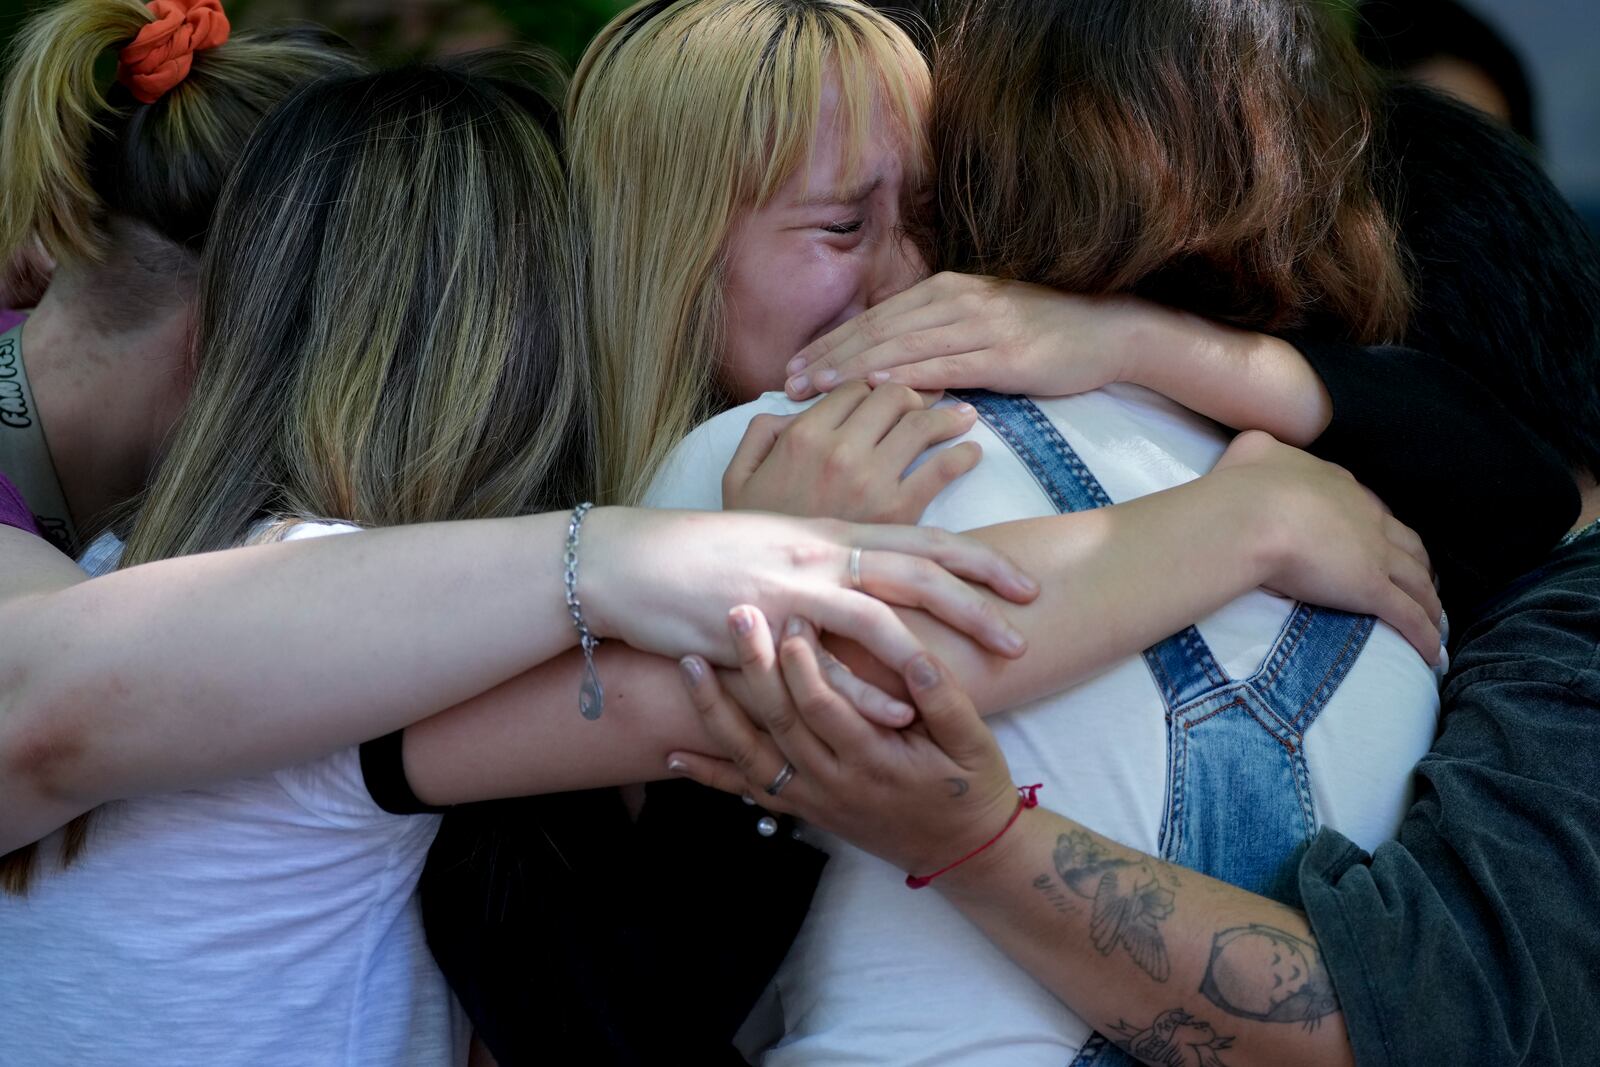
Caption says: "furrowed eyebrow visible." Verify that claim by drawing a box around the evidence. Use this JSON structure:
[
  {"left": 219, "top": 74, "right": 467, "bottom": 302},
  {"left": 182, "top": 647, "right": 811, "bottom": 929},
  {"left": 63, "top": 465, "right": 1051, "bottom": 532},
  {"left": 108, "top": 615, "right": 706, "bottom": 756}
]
[{"left": 792, "top": 175, "right": 883, "bottom": 208}]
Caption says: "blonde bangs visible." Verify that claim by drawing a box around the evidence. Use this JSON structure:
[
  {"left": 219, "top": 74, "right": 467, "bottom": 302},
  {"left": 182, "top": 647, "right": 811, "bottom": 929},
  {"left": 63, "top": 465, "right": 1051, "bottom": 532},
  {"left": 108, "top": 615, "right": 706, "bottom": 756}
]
[
  {"left": 746, "top": 5, "right": 931, "bottom": 206},
  {"left": 571, "top": 0, "right": 929, "bottom": 505}
]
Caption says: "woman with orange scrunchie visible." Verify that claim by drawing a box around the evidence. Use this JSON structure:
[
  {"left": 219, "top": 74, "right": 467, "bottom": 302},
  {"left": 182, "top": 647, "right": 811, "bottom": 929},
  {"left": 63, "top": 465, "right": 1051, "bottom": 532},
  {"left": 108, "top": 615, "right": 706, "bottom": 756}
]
[{"left": 115, "top": 0, "right": 230, "bottom": 104}]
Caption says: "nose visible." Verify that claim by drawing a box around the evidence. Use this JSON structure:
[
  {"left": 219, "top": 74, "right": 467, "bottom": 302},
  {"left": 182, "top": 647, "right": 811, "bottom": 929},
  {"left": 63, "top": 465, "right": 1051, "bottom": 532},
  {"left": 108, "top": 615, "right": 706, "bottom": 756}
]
[{"left": 866, "top": 227, "right": 929, "bottom": 308}]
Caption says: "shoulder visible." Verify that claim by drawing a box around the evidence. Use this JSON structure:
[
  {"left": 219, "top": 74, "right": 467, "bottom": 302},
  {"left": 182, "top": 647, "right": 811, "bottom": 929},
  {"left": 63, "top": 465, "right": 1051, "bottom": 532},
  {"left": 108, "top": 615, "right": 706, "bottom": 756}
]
[
  {"left": 643, "top": 393, "right": 815, "bottom": 510},
  {"left": 1447, "top": 540, "right": 1600, "bottom": 698}
]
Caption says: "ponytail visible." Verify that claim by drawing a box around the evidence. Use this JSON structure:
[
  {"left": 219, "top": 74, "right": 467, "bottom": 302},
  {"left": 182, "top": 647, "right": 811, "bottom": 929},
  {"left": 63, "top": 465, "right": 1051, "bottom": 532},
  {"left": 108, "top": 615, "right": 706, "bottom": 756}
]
[
  {"left": 0, "top": 0, "right": 154, "bottom": 263},
  {"left": 0, "top": 0, "right": 360, "bottom": 268}
]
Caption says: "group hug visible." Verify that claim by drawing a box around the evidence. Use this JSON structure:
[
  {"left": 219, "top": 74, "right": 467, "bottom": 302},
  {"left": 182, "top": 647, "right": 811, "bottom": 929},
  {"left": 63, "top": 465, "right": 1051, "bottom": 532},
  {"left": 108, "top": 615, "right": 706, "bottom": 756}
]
[{"left": 0, "top": 0, "right": 1595, "bottom": 1064}]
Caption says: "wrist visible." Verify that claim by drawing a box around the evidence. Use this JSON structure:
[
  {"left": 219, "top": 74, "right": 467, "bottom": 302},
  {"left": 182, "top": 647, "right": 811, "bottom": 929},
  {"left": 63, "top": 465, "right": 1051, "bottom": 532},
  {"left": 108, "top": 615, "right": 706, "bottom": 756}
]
[
  {"left": 1106, "top": 296, "right": 1209, "bottom": 391},
  {"left": 568, "top": 505, "right": 626, "bottom": 642},
  {"left": 934, "top": 803, "right": 1046, "bottom": 898}
]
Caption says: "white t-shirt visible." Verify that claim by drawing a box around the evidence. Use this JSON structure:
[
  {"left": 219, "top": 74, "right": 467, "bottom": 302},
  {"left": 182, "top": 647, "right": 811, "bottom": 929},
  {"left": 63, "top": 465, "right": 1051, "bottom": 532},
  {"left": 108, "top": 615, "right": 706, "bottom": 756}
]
[
  {"left": 645, "top": 386, "right": 1441, "bottom": 1066},
  {"left": 2, "top": 523, "right": 466, "bottom": 1067}
]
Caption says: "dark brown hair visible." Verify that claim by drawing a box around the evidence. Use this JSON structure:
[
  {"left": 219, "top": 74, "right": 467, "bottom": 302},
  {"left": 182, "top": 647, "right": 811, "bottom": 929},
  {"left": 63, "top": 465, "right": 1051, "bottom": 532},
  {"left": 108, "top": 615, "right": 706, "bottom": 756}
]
[{"left": 929, "top": 0, "right": 1410, "bottom": 343}]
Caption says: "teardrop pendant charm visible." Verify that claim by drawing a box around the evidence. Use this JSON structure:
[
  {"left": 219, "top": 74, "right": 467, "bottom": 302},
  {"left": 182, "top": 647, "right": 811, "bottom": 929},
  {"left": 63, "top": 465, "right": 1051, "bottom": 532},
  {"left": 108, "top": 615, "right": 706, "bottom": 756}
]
[{"left": 579, "top": 657, "right": 604, "bottom": 720}]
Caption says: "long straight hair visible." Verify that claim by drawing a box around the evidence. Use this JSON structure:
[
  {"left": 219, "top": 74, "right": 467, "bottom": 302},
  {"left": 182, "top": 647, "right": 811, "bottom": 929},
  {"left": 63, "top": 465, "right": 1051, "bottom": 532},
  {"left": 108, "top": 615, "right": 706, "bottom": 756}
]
[
  {"left": 569, "top": 0, "right": 929, "bottom": 504},
  {"left": 930, "top": 0, "right": 1410, "bottom": 343},
  {"left": 2, "top": 56, "right": 592, "bottom": 894}
]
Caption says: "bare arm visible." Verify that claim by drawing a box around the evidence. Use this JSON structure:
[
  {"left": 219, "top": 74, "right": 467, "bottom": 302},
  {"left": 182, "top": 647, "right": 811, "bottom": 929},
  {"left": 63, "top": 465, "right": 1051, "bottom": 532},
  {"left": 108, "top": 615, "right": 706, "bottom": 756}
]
[
  {"left": 670, "top": 623, "right": 1359, "bottom": 1067},
  {"left": 0, "top": 510, "right": 1030, "bottom": 852},
  {"left": 942, "top": 808, "right": 1354, "bottom": 1067},
  {"left": 403, "top": 438, "right": 1437, "bottom": 804}
]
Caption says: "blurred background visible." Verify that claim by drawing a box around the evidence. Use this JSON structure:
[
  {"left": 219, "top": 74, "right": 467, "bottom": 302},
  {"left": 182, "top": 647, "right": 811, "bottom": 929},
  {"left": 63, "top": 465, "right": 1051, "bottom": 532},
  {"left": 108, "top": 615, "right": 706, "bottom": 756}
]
[{"left": 0, "top": 0, "right": 1594, "bottom": 228}]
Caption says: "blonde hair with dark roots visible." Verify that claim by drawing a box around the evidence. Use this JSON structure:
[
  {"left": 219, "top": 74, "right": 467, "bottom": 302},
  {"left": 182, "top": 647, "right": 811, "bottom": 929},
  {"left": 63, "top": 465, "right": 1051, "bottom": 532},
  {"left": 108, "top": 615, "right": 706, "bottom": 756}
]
[
  {"left": 0, "top": 0, "right": 360, "bottom": 266},
  {"left": 1, "top": 55, "right": 593, "bottom": 894},
  {"left": 569, "top": 0, "right": 929, "bottom": 504}
]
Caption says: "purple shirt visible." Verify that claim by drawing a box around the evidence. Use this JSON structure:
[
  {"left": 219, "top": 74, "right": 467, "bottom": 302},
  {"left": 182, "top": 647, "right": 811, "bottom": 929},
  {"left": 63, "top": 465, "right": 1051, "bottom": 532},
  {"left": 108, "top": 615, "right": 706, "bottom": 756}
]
[
  {"left": 0, "top": 471, "right": 42, "bottom": 537},
  {"left": 0, "top": 308, "right": 25, "bottom": 334}
]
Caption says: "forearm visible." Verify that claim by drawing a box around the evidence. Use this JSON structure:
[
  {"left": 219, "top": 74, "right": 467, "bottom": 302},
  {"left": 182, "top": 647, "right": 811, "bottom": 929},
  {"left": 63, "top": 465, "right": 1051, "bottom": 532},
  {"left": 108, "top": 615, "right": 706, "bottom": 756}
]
[
  {"left": 834, "top": 473, "right": 1276, "bottom": 710},
  {"left": 404, "top": 479, "right": 1282, "bottom": 802},
  {"left": 0, "top": 513, "right": 578, "bottom": 830},
  {"left": 940, "top": 808, "right": 1355, "bottom": 1067},
  {"left": 401, "top": 644, "right": 709, "bottom": 804},
  {"left": 1121, "top": 305, "right": 1331, "bottom": 447}
]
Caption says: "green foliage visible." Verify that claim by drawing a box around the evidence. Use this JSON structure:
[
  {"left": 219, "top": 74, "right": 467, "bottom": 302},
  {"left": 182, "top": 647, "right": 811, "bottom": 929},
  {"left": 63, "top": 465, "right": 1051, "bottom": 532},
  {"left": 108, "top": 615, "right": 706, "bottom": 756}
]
[{"left": 498, "top": 0, "right": 633, "bottom": 64}]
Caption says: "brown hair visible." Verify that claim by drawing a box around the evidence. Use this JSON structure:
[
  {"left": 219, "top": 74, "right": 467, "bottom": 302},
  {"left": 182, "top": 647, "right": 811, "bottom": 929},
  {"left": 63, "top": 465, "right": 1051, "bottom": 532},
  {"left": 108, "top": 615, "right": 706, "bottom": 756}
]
[{"left": 929, "top": 0, "right": 1409, "bottom": 343}]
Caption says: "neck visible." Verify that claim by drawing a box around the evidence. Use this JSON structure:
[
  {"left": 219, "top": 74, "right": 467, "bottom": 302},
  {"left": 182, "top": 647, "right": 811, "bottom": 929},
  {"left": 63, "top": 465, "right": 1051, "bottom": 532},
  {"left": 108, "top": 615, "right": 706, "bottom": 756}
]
[{"left": 19, "top": 289, "right": 188, "bottom": 540}]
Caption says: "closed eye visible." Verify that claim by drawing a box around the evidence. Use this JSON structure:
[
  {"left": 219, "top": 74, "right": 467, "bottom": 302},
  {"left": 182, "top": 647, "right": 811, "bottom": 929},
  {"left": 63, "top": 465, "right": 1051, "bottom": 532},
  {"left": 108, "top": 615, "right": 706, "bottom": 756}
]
[{"left": 823, "top": 219, "right": 864, "bottom": 236}]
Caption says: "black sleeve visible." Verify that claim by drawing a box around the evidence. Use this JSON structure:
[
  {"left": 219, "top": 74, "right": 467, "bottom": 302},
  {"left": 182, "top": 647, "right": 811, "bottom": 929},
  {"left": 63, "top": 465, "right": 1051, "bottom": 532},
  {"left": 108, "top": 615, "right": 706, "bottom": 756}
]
[
  {"left": 1290, "top": 338, "right": 1579, "bottom": 621},
  {"left": 359, "top": 730, "right": 448, "bottom": 815},
  {"left": 1298, "top": 553, "right": 1600, "bottom": 1066}
]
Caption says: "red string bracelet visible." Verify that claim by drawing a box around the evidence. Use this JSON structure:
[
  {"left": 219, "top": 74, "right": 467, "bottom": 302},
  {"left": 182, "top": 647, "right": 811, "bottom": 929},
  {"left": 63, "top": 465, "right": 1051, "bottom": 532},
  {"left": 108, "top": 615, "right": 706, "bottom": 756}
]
[{"left": 905, "top": 783, "right": 1042, "bottom": 889}]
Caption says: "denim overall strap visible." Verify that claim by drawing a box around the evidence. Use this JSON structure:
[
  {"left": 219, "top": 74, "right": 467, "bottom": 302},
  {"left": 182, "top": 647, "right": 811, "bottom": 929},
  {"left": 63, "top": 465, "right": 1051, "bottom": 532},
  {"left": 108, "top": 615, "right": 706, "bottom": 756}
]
[
  {"left": 954, "top": 393, "right": 1371, "bottom": 1067},
  {"left": 957, "top": 389, "right": 1228, "bottom": 702}
]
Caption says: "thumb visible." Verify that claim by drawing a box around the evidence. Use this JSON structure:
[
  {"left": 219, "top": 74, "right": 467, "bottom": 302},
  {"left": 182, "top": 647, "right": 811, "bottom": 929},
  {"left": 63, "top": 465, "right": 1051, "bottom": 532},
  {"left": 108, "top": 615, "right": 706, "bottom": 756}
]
[
  {"left": 903, "top": 653, "right": 995, "bottom": 766},
  {"left": 721, "top": 413, "right": 795, "bottom": 495}
]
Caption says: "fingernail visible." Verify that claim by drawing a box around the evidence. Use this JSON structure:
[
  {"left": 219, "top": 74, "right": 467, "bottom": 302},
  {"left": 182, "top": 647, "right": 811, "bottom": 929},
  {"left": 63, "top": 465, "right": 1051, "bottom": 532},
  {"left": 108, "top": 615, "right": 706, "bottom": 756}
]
[
  {"left": 667, "top": 758, "right": 688, "bottom": 775},
  {"left": 908, "top": 654, "right": 940, "bottom": 691},
  {"left": 742, "top": 792, "right": 756, "bottom": 806},
  {"left": 1002, "top": 629, "right": 1027, "bottom": 656},
  {"left": 679, "top": 656, "right": 704, "bottom": 687},
  {"left": 886, "top": 699, "right": 914, "bottom": 721},
  {"left": 814, "top": 368, "right": 839, "bottom": 388},
  {"left": 956, "top": 402, "right": 976, "bottom": 417},
  {"left": 731, "top": 608, "right": 754, "bottom": 636},
  {"left": 786, "top": 355, "right": 808, "bottom": 375},
  {"left": 868, "top": 370, "right": 892, "bottom": 385},
  {"left": 786, "top": 616, "right": 805, "bottom": 638},
  {"left": 787, "top": 374, "right": 809, "bottom": 396}
]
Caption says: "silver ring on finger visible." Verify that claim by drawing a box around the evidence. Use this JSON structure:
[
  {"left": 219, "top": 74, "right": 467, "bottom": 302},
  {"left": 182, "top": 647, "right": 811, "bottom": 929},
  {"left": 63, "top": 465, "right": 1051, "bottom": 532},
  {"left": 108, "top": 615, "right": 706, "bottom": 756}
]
[
  {"left": 764, "top": 761, "right": 797, "bottom": 797},
  {"left": 849, "top": 546, "right": 864, "bottom": 591}
]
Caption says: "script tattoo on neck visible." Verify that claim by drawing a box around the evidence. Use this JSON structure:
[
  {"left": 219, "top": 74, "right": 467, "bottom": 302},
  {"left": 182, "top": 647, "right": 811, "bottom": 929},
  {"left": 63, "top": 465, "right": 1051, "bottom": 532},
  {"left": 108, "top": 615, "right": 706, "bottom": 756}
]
[
  {"left": 1052, "top": 830, "right": 1179, "bottom": 982},
  {"left": 1200, "top": 924, "right": 1341, "bottom": 1028},
  {"left": 1109, "top": 1007, "right": 1235, "bottom": 1067}
]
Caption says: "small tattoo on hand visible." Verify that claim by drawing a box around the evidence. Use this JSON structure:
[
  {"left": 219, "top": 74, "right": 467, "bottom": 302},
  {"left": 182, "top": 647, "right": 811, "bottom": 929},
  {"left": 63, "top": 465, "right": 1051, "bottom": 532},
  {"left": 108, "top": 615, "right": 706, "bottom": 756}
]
[{"left": 944, "top": 777, "right": 970, "bottom": 798}]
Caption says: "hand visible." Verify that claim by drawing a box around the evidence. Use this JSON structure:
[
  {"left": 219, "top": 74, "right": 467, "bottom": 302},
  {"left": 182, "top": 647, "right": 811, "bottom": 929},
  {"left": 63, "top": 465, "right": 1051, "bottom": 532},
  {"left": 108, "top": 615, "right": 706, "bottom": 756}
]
[
  {"left": 1213, "top": 431, "right": 1443, "bottom": 661},
  {"left": 723, "top": 381, "right": 982, "bottom": 524},
  {"left": 581, "top": 508, "right": 1038, "bottom": 675},
  {"left": 784, "top": 272, "right": 1155, "bottom": 401},
  {"left": 669, "top": 609, "right": 1020, "bottom": 878}
]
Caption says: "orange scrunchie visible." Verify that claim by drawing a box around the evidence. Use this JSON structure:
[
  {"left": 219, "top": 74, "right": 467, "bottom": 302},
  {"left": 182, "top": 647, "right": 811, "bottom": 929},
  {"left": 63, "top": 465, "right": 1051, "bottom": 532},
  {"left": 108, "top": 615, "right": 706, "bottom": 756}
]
[{"left": 116, "top": 0, "right": 230, "bottom": 104}]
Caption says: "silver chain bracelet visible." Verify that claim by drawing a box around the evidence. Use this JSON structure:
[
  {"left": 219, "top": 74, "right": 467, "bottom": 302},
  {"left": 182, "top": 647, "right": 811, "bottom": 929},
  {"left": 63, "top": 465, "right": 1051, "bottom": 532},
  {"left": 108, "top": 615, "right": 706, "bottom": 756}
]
[{"left": 564, "top": 502, "right": 604, "bottom": 720}]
